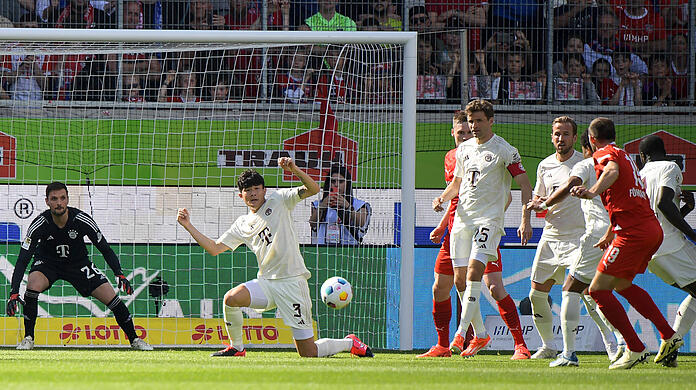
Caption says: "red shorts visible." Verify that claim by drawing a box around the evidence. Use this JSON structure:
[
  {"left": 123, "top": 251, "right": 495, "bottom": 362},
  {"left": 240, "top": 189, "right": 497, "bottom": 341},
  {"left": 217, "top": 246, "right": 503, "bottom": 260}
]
[
  {"left": 435, "top": 233, "right": 502, "bottom": 275},
  {"left": 597, "top": 219, "right": 663, "bottom": 280}
]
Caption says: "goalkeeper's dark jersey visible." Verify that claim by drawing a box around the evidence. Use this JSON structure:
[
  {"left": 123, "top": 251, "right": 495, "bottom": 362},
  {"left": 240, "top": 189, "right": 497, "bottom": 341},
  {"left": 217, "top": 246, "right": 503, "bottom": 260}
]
[{"left": 10, "top": 207, "right": 122, "bottom": 294}]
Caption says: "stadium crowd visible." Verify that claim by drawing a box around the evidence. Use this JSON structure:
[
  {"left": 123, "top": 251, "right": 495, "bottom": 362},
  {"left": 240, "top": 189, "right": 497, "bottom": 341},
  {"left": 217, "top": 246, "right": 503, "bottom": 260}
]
[{"left": 0, "top": 0, "right": 692, "bottom": 106}]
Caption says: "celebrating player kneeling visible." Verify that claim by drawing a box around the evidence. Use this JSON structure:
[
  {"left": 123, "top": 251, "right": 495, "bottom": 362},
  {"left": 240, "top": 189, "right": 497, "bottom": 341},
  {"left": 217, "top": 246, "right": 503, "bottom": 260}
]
[
  {"left": 176, "top": 157, "right": 372, "bottom": 358},
  {"left": 7, "top": 182, "right": 152, "bottom": 351}
]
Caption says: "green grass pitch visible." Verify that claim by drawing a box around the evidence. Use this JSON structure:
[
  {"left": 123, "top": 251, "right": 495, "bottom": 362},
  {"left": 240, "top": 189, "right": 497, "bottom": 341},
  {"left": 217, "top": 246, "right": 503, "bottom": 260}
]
[{"left": 1, "top": 349, "right": 694, "bottom": 389}]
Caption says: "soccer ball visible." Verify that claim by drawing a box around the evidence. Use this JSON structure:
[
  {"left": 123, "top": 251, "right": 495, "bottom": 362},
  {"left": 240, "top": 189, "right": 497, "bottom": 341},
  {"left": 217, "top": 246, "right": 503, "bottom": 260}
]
[{"left": 320, "top": 276, "right": 353, "bottom": 309}]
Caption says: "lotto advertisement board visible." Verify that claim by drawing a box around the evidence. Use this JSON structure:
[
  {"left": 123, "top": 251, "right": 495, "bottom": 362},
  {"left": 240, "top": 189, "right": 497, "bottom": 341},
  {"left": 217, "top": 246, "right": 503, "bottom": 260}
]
[{"left": 0, "top": 317, "right": 310, "bottom": 347}]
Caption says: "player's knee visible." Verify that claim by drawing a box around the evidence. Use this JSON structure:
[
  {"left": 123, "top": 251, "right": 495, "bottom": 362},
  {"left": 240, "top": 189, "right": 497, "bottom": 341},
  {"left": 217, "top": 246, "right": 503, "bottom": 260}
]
[{"left": 453, "top": 278, "right": 467, "bottom": 293}]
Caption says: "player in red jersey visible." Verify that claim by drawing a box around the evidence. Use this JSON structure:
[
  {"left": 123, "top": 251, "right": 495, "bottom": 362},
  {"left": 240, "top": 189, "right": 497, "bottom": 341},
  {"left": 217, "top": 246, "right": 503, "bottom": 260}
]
[
  {"left": 417, "top": 110, "right": 529, "bottom": 359},
  {"left": 570, "top": 117, "right": 683, "bottom": 369}
]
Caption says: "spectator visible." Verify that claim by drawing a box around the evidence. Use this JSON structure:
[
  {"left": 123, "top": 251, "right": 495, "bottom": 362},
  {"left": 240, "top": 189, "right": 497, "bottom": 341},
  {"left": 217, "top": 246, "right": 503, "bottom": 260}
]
[
  {"left": 222, "top": 0, "right": 289, "bottom": 30},
  {"left": 426, "top": 1, "right": 488, "bottom": 51},
  {"left": 357, "top": 0, "right": 402, "bottom": 31},
  {"left": 9, "top": 55, "right": 49, "bottom": 101},
  {"left": 417, "top": 36, "right": 440, "bottom": 76},
  {"left": 309, "top": 165, "right": 371, "bottom": 245},
  {"left": 121, "top": 73, "right": 144, "bottom": 102},
  {"left": 584, "top": 12, "right": 648, "bottom": 83},
  {"left": 408, "top": 6, "right": 445, "bottom": 53},
  {"left": 553, "top": 0, "right": 599, "bottom": 53},
  {"left": 642, "top": 54, "right": 676, "bottom": 106},
  {"left": 302, "top": 0, "right": 356, "bottom": 31},
  {"left": 614, "top": 0, "right": 667, "bottom": 55},
  {"left": 274, "top": 50, "right": 314, "bottom": 104},
  {"left": 608, "top": 49, "right": 642, "bottom": 106},
  {"left": 592, "top": 58, "right": 618, "bottom": 104},
  {"left": 554, "top": 53, "right": 600, "bottom": 105},
  {"left": 15, "top": 10, "right": 38, "bottom": 28},
  {"left": 359, "top": 15, "right": 381, "bottom": 31},
  {"left": 497, "top": 49, "right": 541, "bottom": 104},
  {"left": 485, "top": 30, "right": 529, "bottom": 75},
  {"left": 51, "top": 0, "right": 111, "bottom": 28},
  {"left": 552, "top": 36, "right": 585, "bottom": 77},
  {"left": 186, "top": 0, "right": 219, "bottom": 30},
  {"left": 316, "top": 46, "right": 356, "bottom": 104},
  {"left": 208, "top": 74, "right": 232, "bottom": 102},
  {"left": 489, "top": 0, "right": 545, "bottom": 73},
  {"left": 158, "top": 71, "right": 202, "bottom": 103},
  {"left": 668, "top": 33, "right": 688, "bottom": 103},
  {"left": 659, "top": 0, "right": 688, "bottom": 37},
  {"left": 0, "top": 0, "right": 34, "bottom": 24}
]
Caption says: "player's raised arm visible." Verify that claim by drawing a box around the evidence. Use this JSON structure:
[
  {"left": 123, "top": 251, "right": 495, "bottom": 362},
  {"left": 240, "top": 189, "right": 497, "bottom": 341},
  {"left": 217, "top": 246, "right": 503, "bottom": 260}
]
[
  {"left": 177, "top": 208, "right": 230, "bottom": 256},
  {"left": 278, "top": 157, "right": 320, "bottom": 199}
]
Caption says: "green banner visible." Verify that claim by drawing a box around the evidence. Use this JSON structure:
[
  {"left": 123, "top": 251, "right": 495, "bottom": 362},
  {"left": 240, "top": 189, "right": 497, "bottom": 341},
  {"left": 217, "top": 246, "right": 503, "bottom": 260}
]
[{"left": 1, "top": 243, "right": 389, "bottom": 348}]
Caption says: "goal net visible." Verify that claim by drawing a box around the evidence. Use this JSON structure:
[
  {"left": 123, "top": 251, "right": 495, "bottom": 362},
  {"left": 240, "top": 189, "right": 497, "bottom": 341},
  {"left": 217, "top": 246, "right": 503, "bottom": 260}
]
[{"left": 0, "top": 29, "right": 416, "bottom": 349}]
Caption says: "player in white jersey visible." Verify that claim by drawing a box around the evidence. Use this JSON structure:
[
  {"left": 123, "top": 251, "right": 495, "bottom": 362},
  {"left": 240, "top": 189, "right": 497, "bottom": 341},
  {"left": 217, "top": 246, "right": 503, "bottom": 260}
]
[
  {"left": 529, "top": 130, "right": 625, "bottom": 366},
  {"left": 525, "top": 116, "right": 585, "bottom": 359},
  {"left": 639, "top": 135, "right": 696, "bottom": 367},
  {"left": 177, "top": 158, "right": 373, "bottom": 358},
  {"left": 432, "top": 99, "right": 533, "bottom": 358}
]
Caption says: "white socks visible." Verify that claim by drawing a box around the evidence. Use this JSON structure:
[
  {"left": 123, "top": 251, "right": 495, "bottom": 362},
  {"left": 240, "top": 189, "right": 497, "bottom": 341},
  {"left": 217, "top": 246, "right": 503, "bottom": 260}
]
[
  {"left": 315, "top": 338, "right": 353, "bottom": 357},
  {"left": 223, "top": 305, "right": 245, "bottom": 351},
  {"left": 530, "top": 289, "right": 554, "bottom": 348},
  {"left": 455, "top": 288, "right": 486, "bottom": 338},
  {"left": 561, "top": 291, "right": 581, "bottom": 355},
  {"left": 673, "top": 295, "right": 696, "bottom": 338},
  {"left": 456, "top": 281, "right": 483, "bottom": 338}
]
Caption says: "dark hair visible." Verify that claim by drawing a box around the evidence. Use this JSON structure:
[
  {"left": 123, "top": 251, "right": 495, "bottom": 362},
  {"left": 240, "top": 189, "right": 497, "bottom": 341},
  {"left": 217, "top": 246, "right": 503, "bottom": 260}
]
[
  {"left": 319, "top": 165, "right": 353, "bottom": 223},
  {"left": 361, "top": 16, "right": 380, "bottom": 28},
  {"left": 237, "top": 169, "right": 265, "bottom": 192},
  {"left": 588, "top": 117, "right": 615, "bottom": 142},
  {"left": 611, "top": 48, "right": 631, "bottom": 61},
  {"left": 648, "top": 54, "right": 669, "bottom": 69},
  {"left": 409, "top": 6, "right": 428, "bottom": 21},
  {"left": 592, "top": 58, "right": 611, "bottom": 73},
  {"left": 453, "top": 110, "right": 467, "bottom": 124},
  {"left": 552, "top": 116, "right": 578, "bottom": 135},
  {"left": 639, "top": 134, "right": 666, "bottom": 156},
  {"left": 46, "top": 182, "right": 68, "bottom": 198},
  {"left": 465, "top": 99, "right": 494, "bottom": 120},
  {"left": 580, "top": 130, "right": 591, "bottom": 150}
]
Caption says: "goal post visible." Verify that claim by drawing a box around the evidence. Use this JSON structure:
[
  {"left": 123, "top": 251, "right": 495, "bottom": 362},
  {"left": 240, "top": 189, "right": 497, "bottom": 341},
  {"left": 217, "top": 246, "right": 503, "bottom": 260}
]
[{"left": 0, "top": 28, "right": 416, "bottom": 350}]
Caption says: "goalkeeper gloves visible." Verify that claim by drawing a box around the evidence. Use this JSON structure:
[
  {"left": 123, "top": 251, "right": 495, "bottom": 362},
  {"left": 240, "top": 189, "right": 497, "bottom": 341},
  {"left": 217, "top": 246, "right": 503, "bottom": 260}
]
[
  {"left": 6, "top": 293, "right": 25, "bottom": 316},
  {"left": 116, "top": 274, "right": 133, "bottom": 295}
]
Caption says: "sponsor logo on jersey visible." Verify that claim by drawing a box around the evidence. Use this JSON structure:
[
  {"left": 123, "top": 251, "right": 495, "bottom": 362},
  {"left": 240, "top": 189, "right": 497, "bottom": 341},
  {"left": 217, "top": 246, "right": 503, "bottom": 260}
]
[
  {"left": 21, "top": 236, "right": 31, "bottom": 250},
  {"left": 68, "top": 229, "right": 78, "bottom": 239}
]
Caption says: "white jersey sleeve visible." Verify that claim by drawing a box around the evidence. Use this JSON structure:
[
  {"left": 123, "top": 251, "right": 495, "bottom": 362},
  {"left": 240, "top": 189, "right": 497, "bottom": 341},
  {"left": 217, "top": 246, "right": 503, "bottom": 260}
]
[
  {"left": 570, "top": 158, "right": 610, "bottom": 236},
  {"left": 641, "top": 161, "right": 687, "bottom": 256},
  {"left": 216, "top": 223, "right": 244, "bottom": 252}
]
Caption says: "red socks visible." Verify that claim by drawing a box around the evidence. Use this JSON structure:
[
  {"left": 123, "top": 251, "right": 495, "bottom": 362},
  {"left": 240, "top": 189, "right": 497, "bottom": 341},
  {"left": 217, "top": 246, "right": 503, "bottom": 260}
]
[
  {"left": 497, "top": 294, "right": 526, "bottom": 346},
  {"left": 589, "top": 289, "right": 645, "bottom": 352},
  {"left": 617, "top": 284, "right": 676, "bottom": 340},
  {"left": 433, "top": 299, "right": 452, "bottom": 348}
]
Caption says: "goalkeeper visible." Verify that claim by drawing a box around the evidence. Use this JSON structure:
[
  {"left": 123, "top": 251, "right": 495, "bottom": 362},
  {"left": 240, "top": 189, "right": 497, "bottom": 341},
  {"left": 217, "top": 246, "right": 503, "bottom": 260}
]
[
  {"left": 7, "top": 182, "right": 152, "bottom": 351},
  {"left": 177, "top": 158, "right": 373, "bottom": 358}
]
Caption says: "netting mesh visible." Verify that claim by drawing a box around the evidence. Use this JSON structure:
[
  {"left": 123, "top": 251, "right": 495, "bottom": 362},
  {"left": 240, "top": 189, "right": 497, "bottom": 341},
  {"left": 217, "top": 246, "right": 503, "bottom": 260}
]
[{"left": 0, "top": 40, "right": 406, "bottom": 349}]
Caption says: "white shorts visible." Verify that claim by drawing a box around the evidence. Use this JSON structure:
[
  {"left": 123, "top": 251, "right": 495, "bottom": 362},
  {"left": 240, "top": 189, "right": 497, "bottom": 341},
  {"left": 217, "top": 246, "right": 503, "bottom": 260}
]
[
  {"left": 243, "top": 276, "right": 314, "bottom": 338},
  {"left": 530, "top": 238, "right": 580, "bottom": 284},
  {"left": 450, "top": 223, "right": 501, "bottom": 267},
  {"left": 649, "top": 241, "right": 696, "bottom": 288},
  {"left": 568, "top": 233, "right": 604, "bottom": 284}
]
